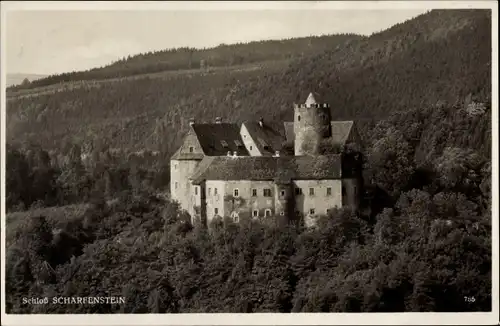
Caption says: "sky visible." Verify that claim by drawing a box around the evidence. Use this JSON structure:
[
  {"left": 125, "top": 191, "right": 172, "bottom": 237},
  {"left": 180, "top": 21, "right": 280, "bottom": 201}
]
[{"left": 5, "top": 4, "right": 428, "bottom": 75}]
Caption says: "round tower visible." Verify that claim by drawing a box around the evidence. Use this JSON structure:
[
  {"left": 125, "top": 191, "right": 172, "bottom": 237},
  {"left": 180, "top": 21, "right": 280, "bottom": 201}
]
[{"left": 294, "top": 92, "right": 332, "bottom": 156}]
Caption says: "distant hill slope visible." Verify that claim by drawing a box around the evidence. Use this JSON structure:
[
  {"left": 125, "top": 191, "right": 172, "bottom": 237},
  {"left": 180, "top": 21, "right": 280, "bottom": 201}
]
[
  {"left": 6, "top": 73, "right": 48, "bottom": 87},
  {"left": 6, "top": 9, "right": 492, "bottom": 160},
  {"left": 7, "top": 34, "right": 362, "bottom": 90}
]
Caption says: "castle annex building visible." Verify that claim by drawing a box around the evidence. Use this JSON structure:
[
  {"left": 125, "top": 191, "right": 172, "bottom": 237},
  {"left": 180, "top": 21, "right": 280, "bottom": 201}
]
[{"left": 170, "top": 93, "right": 363, "bottom": 227}]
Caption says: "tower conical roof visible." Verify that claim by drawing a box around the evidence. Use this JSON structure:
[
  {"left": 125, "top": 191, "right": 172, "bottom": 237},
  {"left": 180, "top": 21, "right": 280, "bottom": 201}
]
[{"left": 305, "top": 92, "right": 318, "bottom": 106}]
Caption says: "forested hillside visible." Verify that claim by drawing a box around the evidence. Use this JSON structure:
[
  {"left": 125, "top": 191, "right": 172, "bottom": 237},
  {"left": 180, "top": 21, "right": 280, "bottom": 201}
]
[
  {"left": 7, "top": 34, "right": 362, "bottom": 90},
  {"left": 5, "top": 9, "right": 493, "bottom": 313}
]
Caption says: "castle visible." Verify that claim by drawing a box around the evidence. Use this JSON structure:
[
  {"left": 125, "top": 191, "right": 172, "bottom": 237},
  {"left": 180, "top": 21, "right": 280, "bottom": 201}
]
[{"left": 170, "top": 92, "right": 363, "bottom": 227}]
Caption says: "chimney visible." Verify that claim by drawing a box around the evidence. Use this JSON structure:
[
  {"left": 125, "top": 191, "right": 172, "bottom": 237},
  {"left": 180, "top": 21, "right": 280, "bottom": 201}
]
[
  {"left": 215, "top": 117, "right": 222, "bottom": 124},
  {"left": 274, "top": 150, "right": 280, "bottom": 157},
  {"left": 259, "top": 117, "right": 264, "bottom": 128},
  {"left": 233, "top": 151, "right": 238, "bottom": 157},
  {"left": 189, "top": 118, "right": 195, "bottom": 126},
  {"left": 227, "top": 151, "right": 232, "bottom": 156}
]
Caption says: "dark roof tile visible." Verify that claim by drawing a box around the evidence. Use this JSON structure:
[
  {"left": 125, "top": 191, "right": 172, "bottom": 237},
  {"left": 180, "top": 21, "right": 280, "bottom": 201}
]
[
  {"left": 191, "top": 123, "right": 249, "bottom": 156},
  {"left": 243, "top": 121, "right": 286, "bottom": 155},
  {"left": 190, "top": 155, "right": 341, "bottom": 184}
]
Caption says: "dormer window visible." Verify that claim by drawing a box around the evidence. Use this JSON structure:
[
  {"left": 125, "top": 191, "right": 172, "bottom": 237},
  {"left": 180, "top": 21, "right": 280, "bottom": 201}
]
[
  {"left": 221, "top": 140, "right": 229, "bottom": 148},
  {"left": 234, "top": 140, "right": 243, "bottom": 148},
  {"left": 258, "top": 138, "right": 270, "bottom": 150}
]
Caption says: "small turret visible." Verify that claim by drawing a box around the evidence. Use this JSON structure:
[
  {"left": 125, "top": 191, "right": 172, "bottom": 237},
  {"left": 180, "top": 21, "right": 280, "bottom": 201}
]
[{"left": 293, "top": 92, "right": 331, "bottom": 156}]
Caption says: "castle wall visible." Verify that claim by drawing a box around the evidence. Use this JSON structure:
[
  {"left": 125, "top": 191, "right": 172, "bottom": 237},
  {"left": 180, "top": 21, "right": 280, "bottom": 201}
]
[
  {"left": 294, "top": 104, "right": 331, "bottom": 156},
  {"left": 274, "top": 183, "right": 293, "bottom": 225},
  {"left": 192, "top": 182, "right": 206, "bottom": 226},
  {"left": 345, "top": 123, "right": 364, "bottom": 151},
  {"left": 204, "top": 180, "right": 277, "bottom": 224},
  {"left": 200, "top": 179, "right": 346, "bottom": 227},
  {"left": 170, "top": 159, "right": 200, "bottom": 216},
  {"left": 341, "top": 178, "right": 362, "bottom": 210},
  {"left": 204, "top": 180, "right": 226, "bottom": 224},
  {"left": 293, "top": 179, "right": 342, "bottom": 227},
  {"left": 240, "top": 124, "right": 262, "bottom": 156}
]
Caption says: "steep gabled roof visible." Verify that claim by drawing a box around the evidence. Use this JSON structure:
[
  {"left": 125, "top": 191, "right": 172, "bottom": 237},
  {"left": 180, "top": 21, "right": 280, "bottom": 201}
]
[
  {"left": 171, "top": 129, "right": 205, "bottom": 160},
  {"left": 171, "top": 149, "right": 205, "bottom": 160},
  {"left": 242, "top": 121, "right": 287, "bottom": 155},
  {"left": 283, "top": 120, "right": 355, "bottom": 147},
  {"left": 190, "top": 155, "right": 341, "bottom": 185},
  {"left": 330, "top": 121, "right": 355, "bottom": 145},
  {"left": 191, "top": 123, "right": 250, "bottom": 156}
]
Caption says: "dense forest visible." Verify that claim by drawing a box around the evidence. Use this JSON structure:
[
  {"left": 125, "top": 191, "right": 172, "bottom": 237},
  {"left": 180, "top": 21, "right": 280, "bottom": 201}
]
[{"left": 4, "top": 9, "right": 493, "bottom": 313}]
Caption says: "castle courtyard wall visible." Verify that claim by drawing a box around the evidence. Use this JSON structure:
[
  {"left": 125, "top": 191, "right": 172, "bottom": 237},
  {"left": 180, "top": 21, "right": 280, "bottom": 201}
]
[
  {"left": 293, "top": 179, "right": 342, "bottom": 227},
  {"left": 170, "top": 159, "right": 200, "bottom": 217}
]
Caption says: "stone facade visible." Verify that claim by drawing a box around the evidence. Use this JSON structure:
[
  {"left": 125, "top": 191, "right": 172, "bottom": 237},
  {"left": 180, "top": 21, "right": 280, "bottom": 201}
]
[{"left": 294, "top": 93, "right": 332, "bottom": 156}]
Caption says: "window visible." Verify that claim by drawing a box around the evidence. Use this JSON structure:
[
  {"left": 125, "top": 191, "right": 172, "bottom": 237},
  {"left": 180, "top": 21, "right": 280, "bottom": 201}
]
[
  {"left": 189, "top": 146, "right": 194, "bottom": 153},
  {"left": 263, "top": 189, "right": 272, "bottom": 197},
  {"left": 309, "top": 188, "right": 315, "bottom": 196},
  {"left": 249, "top": 145, "right": 253, "bottom": 150},
  {"left": 214, "top": 188, "right": 218, "bottom": 195},
  {"left": 214, "top": 208, "right": 219, "bottom": 215},
  {"left": 326, "top": 187, "right": 332, "bottom": 196},
  {"left": 280, "top": 211, "right": 285, "bottom": 216},
  {"left": 258, "top": 138, "right": 268, "bottom": 148},
  {"left": 253, "top": 209, "right": 259, "bottom": 217},
  {"left": 175, "top": 182, "right": 178, "bottom": 189},
  {"left": 309, "top": 208, "right": 315, "bottom": 215},
  {"left": 265, "top": 209, "right": 272, "bottom": 217},
  {"left": 234, "top": 189, "right": 239, "bottom": 197},
  {"left": 295, "top": 187, "right": 303, "bottom": 196},
  {"left": 174, "top": 164, "right": 178, "bottom": 170},
  {"left": 208, "top": 188, "right": 211, "bottom": 195},
  {"left": 298, "top": 115, "right": 301, "bottom": 122},
  {"left": 252, "top": 189, "right": 257, "bottom": 197},
  {"left": 280, "top": 190, "right": 285, "bottom": 197},
  {"left": 221, "top": 140, "right": 229, "bottom": 148},
  {"left": 231, "top": 211, "right": 239, "bottom": 222},
  {"left": 194, "top": 187, "right": 198, "bottom": 195}
]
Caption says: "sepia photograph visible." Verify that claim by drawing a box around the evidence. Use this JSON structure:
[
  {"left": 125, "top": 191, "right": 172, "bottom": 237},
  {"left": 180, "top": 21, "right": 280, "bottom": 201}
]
[{"left": 1, "top": 1, "right": 498, "bottom": 325}]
